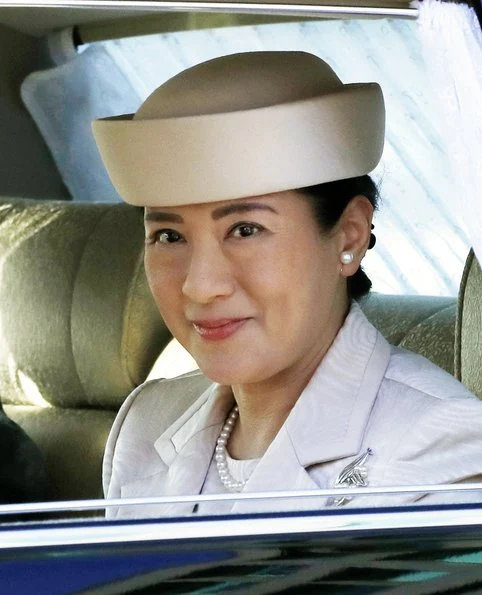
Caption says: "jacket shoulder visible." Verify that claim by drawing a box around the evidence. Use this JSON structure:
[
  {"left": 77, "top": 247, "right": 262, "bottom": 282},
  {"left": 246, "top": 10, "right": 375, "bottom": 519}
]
[
  {"left": 103, "top": 371, "right": 213, "bottom": 498},
  {"left": 386, "top": 345, "right": 479, "bottom": 402},
  {"left": 370, "top": 347, "right": 482, "bottom": 489}
]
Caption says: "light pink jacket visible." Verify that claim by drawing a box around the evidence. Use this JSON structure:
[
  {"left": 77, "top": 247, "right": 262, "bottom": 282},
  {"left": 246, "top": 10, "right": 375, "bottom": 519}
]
[{"left": 103, "top": 304, "right": 482, "bottom": 518}]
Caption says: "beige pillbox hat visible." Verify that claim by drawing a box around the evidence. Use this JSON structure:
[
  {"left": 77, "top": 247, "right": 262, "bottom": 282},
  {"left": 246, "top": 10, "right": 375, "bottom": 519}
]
[{"left": 92, "top": 51, "right": 385, "bottom": 207}]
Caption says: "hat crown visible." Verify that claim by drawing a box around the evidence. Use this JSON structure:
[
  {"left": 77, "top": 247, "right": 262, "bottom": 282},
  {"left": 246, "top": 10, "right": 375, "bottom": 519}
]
[
  {"left": 134, "top": 51, "right": 343, "bottom": 121},
  {"left": 93, "top": 50, "right": 385, "bottom": 207}
]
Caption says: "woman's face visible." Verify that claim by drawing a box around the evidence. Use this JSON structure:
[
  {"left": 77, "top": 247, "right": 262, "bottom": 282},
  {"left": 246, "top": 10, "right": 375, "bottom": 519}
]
[{"left": 144, "top": 191, "right": 352, "bottom": 386}]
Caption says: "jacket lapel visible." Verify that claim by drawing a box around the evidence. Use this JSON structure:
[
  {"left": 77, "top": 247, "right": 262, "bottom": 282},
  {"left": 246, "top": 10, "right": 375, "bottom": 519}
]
[
  {"left": 233, "top": 425, "right": 323, "bottom": 514},
  {"left": 286, "top": 306, "right": 392, "bottom": 468},
  {"left": 120, "top": 382, "right": 234, "bottom": 517}
]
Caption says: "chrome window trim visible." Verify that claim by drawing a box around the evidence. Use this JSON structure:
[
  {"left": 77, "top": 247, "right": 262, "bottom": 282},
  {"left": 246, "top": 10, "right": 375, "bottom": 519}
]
[
  {"left": 1, "top": 482, "right": 482, "bottom": 517},
  {"left": 1, "top": 483, "right": 482, "bottom": 549},
  {"left": 1, "top": 505, "right": 482, "bottom": 550},
  {"left": 0, "top": 0, "right": 419, "bottom": 19}
]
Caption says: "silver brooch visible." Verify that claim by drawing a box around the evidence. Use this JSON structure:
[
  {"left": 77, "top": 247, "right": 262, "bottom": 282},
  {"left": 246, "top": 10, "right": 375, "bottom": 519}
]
[{"left": 331, "top": 448, "right": 373, "bottom": 506}]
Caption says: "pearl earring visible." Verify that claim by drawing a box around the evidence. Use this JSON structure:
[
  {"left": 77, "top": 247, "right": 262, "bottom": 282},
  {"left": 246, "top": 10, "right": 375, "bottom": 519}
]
[{"left": 340, "top": 251, "right": 354, "bottom": 265}]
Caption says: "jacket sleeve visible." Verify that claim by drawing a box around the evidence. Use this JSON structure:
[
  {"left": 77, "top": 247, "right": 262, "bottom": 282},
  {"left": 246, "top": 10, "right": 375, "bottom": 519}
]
[
  {"left": 103, "top": 380, "right": 160, "bottom": 500},
  {"left": 380, "top": 395, "right": 482, "bottom": 504}
]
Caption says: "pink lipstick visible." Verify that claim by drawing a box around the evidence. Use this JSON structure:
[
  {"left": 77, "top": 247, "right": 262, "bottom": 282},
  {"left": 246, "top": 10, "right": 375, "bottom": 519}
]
[{"left": 192, "top": 318, "right": 249, "bottom": 341}]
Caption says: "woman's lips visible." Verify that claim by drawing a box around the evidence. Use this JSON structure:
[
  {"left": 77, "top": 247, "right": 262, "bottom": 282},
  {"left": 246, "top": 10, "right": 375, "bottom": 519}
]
[{"left": 192, "top": 318, "right": 249, "bottom": 341}]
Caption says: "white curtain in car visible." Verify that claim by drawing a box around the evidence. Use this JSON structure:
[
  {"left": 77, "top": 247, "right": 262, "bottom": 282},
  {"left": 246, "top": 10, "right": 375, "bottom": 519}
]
[{"left": 418, "top": 0, "right": 482, "bottom": 266}]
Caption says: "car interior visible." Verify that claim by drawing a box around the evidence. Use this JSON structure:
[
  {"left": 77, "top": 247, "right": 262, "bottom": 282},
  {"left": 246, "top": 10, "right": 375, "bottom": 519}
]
[{"left": 0, "top": 2, "right": 480, "bottom": 510}]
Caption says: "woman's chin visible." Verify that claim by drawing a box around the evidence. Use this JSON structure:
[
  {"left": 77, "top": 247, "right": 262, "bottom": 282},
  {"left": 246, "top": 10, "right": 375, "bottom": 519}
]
[
  {"left": 198, "top": 367, "right": 252, "bottom": 386},
  {"left": 195, "top": 357, "right": 267, "bottom": 386}
]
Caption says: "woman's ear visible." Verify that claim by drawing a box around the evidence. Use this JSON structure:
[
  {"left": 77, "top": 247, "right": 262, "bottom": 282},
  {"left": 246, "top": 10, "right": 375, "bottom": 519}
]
[{"left": 337, "top": 195, "right": 374, "bottom": 276}]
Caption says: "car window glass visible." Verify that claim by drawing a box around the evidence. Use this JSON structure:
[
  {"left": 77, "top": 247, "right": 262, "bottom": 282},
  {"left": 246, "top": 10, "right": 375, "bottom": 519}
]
[{"left": 5, "top": 14, "right": 478, "bottom": 527}]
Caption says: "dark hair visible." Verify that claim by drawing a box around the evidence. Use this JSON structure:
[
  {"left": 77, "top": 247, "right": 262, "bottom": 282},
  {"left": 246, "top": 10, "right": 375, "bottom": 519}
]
[{"left": 299, "top": 175, "right": 379, "bottom": 301}]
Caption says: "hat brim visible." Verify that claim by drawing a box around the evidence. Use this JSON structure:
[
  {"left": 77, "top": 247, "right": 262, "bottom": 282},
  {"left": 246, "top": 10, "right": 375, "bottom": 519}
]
[{"left": 92, "top": 83, "right": 384, "bottom": 207}]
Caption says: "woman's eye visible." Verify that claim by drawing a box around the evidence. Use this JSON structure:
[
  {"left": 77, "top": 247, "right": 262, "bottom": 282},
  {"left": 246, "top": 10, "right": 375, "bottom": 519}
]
[
  {"left": 153, "top": 229, "right": 184, "bottom": 244},
  {"left": 230, "top": 223, "right": 263, "bottom": 239}
]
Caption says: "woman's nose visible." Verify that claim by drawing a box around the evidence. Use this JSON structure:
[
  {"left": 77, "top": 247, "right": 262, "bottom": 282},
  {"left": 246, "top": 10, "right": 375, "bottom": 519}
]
[{"left": 182, "top": 244, "right": 235, "bottom": 304}]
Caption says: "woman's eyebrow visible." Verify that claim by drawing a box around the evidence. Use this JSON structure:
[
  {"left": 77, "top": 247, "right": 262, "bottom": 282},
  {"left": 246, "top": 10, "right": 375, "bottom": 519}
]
[
  {"left": 211, "top": 203, "right": 278, "bottom": 220},
  {"left": 144, "top": 211, "right": 184, "bottom": 223}
]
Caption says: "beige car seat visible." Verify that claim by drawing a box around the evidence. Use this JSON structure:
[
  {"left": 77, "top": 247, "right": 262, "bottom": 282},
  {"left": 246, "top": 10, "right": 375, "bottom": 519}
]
[
  {"left": 456, "top": 249, "right": 482, "bottom": 400},
  {"left": 0, "top": 198, "right": 170, "bottom": 502},
  {"left": 0, "top": 198, "right": 464, "bottom": 503}
]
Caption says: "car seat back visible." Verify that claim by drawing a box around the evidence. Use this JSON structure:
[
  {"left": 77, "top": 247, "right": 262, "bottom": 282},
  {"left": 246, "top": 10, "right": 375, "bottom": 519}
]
[
  {"left": 456, "top": 249, "right": 482, "bottom": 400},
  {"left": 0, "top": 198, "right": 170, "bottom": 501}
]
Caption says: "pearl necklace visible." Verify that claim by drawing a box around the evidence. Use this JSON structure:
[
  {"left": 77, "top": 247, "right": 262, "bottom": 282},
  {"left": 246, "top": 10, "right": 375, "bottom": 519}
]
[{"left": 215, "top": 405, "right": 246, "bottom": 492}]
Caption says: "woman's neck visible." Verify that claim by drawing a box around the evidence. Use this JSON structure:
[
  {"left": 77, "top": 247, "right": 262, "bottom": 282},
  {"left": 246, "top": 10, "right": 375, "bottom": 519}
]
[{"left": 227, "top": 331, "right": 336, "bottom": 460}]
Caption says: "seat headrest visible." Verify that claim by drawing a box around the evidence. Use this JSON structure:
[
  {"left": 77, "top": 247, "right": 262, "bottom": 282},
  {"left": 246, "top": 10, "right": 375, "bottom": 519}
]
[
  {"left": 456, "top": 249, "right": 482, "bottom": 400},
  {"left": 0, "top": 199, "right": 170, "bottom": 409}
]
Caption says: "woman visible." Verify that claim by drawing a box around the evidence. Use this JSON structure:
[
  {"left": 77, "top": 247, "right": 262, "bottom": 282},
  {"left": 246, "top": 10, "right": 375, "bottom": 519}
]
[{"left": 93, "top": 51, "right": 482, "bottom": 518}]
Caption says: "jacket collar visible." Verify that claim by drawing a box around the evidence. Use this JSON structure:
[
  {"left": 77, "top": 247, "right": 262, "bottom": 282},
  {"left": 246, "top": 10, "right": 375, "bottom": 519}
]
[
  {"left": 121, "top": 303, "right": 391, "bottom": 513},
  {"left": 119, "top": 383, "right": 234, "bottom": 517},
  {"left": 154, "top": 382, "right": 233, "bottom": 466},
  {"left": 284, "top": 301, "right": 391, "bottom": 467}
]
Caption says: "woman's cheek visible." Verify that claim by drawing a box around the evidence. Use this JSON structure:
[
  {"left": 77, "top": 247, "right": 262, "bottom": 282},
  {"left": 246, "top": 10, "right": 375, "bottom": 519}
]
[{"left": 145, "top": 254, "right": 179, "bottom": 310}]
